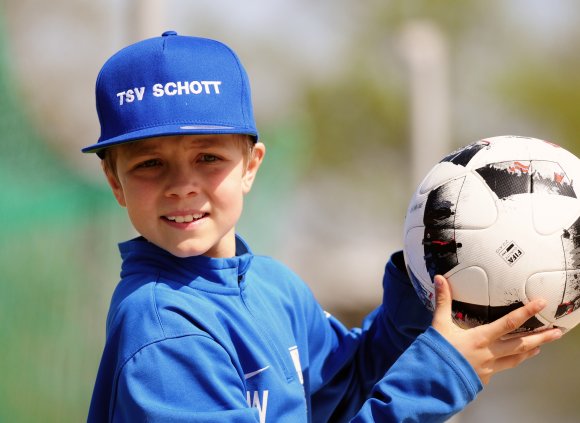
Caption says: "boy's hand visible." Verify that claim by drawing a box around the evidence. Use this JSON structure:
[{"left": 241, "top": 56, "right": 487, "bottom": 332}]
[{"left": 431, "top": 275, "right": 563, "bottom": 385}]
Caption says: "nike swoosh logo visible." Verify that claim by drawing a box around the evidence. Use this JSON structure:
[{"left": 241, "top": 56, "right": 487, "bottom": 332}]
[{"left": 244, "top": 366, "right": 270, "bottom": 380}]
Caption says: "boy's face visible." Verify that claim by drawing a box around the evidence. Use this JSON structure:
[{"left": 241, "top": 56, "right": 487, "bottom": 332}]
[{"left": 103, "top": 134, "right": 265, "bottom": 258}]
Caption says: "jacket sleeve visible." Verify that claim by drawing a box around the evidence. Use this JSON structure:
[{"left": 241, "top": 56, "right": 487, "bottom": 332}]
[
  {"left": 110, "top": 335, "right": 260, "bottom": 423},
  {"left": 351, "top": 327, "right": 482, "bottom": 422},
  {"left": 307, "top": 251, "right": 482, "bottom": 422}
]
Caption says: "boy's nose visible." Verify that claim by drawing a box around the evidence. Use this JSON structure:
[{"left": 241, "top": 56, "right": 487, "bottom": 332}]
[{"left": 164, "top": 166, "right": 198, "bottom": 198}]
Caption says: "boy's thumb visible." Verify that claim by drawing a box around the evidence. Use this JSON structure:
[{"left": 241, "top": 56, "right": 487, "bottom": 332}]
[{"left": 432, "top": 275, "right": 452, "bottom": 324}]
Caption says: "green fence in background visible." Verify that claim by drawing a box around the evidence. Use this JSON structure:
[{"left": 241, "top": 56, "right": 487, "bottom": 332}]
[{"left": 0, "top": 18, "right": 127, "bottom": 421}]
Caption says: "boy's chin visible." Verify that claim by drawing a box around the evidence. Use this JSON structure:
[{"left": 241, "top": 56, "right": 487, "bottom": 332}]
[
  {"left": 161, "top": 240, "right": 234, "bottom": 259},
  {"left": 170, "top": 249, "right": 205, "bottom": 259},
  {"left": 164, "top": 243, "right": 208, "bottom": 258},
  {"left": 143, "top": 238, "right": 204, "bottom": 258}
]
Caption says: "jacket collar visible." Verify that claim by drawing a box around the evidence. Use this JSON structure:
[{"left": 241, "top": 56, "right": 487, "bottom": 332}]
[{"left": 118, "top": 235, "right": 254, "bottom": 290}]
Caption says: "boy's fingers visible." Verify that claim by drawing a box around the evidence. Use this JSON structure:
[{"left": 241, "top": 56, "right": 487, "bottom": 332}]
[
  {"left": 493, "top": 328, "right": 562, "bottom": 358},
  {"left": 485, "top": 299, "right": 547, "bottom": 338},
  {"left": 488, "top": 347, "right": 541, "bottom": 375},
  {"left": 432, "top": 275, "right": 452, "bottom": 324}
]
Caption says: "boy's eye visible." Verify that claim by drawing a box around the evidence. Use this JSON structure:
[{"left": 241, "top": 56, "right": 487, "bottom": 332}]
[
  {"left": 199, "top": 154, "right": 219, "bottom": 163},
  {"left": 136, "top": 159, "right": 161, "bottom": 168}
]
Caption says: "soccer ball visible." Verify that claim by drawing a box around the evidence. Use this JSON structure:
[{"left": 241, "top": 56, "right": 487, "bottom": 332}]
[{"left": 403, "top": 135, "right": 580, "bottom": 334}]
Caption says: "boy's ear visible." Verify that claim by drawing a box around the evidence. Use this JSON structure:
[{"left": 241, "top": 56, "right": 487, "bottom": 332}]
[
  {"left": 101, "top": 162, "right": 127, "bottom": 207},
  {"left": 242, "top": 142, "right": 266, "bottom": 194}
]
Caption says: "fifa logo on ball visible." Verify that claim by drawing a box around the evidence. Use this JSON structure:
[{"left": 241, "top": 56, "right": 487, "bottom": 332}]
[{"left": 496, "top": 240, "right": 524, "bottom": 266}]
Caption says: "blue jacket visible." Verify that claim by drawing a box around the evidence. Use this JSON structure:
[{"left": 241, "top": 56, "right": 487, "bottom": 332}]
[{"left": 88, "top": 236, "right": 481, "bottom": 422}]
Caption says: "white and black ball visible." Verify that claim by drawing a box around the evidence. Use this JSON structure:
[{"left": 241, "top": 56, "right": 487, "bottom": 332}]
[{"left": 403, "top": 135, "right": 580, "bottom": 334}]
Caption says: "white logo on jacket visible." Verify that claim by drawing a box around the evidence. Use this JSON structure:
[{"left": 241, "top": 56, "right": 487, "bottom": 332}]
[
  {"left": 244, "top": 346, "right": 303, "bottom": 422},
  {"left": 288, "top": 346, "right": 303, "bottom": 385},
  {"left": 246, "top": 390, "right": 268, "bottom": 423}
]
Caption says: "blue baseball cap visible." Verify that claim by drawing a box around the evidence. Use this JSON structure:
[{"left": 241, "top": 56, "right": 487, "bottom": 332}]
[{"left": 82, "top": 31, "right": 258, "bottom": 157}]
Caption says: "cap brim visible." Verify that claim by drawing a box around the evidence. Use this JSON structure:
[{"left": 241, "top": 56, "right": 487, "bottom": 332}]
[{"left": 82, "top": 124, "right": 258, "bottom": 155}]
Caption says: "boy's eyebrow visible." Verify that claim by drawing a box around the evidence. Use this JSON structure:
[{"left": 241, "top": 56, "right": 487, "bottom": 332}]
[
  {"left": 125, "top": 135, "right": 230, "bottom": 156},
  {"left": 186, "top": 136, "right": 228, "bottom": 149},
  {"left": 124, "top": 142, "right": 160, "bottom": 156},
  {"left": 188, "top": 140, "right": 214, "bottom": 149}
]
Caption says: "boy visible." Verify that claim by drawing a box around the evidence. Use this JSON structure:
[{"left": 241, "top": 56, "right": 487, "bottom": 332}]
[{"left": 83, "top": 31, "right": 562, "bottom": 422}]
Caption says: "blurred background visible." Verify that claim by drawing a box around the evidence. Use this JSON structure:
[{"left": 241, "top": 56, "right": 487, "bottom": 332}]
[{"left": 1, "top": 0, "right": 579, "bottom": 421}]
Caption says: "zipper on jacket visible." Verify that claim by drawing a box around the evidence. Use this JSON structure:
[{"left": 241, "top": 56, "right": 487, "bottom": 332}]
[{"left": 239, "top": 287, "right": 295, "bottom": 383}]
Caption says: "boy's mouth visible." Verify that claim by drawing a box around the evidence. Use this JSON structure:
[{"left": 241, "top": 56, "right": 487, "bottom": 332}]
[{"left": 163, "top": 213, "right": 207, "bottom": 223}]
